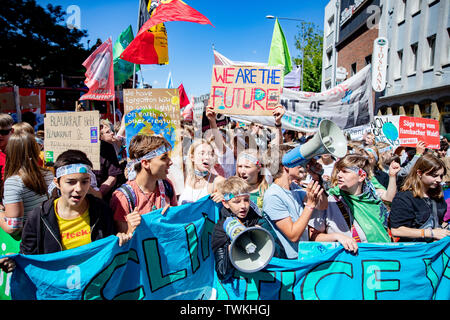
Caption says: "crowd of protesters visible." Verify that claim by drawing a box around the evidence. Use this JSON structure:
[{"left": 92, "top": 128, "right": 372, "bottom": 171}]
[{"left": 0, "top": 105, "right": 449, "bottom": 280}]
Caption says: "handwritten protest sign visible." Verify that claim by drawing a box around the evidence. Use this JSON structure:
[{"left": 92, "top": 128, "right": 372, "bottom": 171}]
[
  {"left": 44, "top": 111, "right": 100, "bottom": 170},
  {"left": 123, "top": 88, "right": 184, "bottom": 194},
  {"left": 371, "top": 115, "right": 440, "bottom": 149},
  {"left": 210, "top": 65, "right": 283, "bottom": 116}
]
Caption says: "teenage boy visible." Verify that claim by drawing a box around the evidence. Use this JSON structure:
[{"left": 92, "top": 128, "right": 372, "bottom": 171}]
[
  {"left": 110, "top": 135, "right": 178, "bottom": 234},
  {"left": 211, "top": 176, "right": 262, "bottom": 281}
]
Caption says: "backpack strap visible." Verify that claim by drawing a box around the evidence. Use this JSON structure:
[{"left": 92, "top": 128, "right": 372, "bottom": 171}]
[
  {"left": 161, "top": 179, "right": 174, "bottom": 200},
  {"left": 332, "top": 195, "right": 361, "bottom": 243},
  {"left": 117, "top": 183, "right": 137, "bottom": 213}
]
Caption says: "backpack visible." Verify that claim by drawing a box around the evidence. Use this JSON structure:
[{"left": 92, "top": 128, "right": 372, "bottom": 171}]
[{"left": 117, "top": 179, "right": 174, "bottom": 213}]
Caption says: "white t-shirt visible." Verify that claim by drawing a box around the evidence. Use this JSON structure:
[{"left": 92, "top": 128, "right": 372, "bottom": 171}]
[{"left": 3, "top": 171, "right": 54, "bottom": 221}]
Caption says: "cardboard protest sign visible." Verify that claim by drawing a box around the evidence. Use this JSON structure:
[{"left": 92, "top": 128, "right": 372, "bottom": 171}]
[
  {"left": 370, "top": 115, "right": 440, "bottom": 149},
  {"left": 44, "top": 111, "right": 100, "bottom": 170},
  {"left": 210, "top": 65, "right": 283, "bottom": 116},
  {"left": 123, "top": 88, "right": 184, "bottom": 194}
]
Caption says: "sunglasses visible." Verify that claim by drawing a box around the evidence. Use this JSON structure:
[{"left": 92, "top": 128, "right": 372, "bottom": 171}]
[{"left": 0, "top": 128, "right": 12, "bottom": 136}]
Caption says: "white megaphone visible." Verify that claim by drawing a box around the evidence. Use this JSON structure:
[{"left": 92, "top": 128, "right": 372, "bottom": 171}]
[
  {"left": 224, "top": 217, "right": 275, "bottom": 273},
  {"left": 282, "top": 119, "right": 348, "bottom": 168}
]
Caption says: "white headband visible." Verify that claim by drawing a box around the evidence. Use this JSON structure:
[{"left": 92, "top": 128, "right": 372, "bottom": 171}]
[{"left": 127, "top": 144, "right": 171, "bottom": 180}]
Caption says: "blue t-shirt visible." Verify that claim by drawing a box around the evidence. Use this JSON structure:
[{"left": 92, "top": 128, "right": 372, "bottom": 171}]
[{"left": 262, "top": 183, "right": 307, "bottom": 259}]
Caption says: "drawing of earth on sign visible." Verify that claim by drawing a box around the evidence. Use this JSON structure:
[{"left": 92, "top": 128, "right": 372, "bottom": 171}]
[{"left": 125, "top": 108, "right": 176, "bottom": 156}]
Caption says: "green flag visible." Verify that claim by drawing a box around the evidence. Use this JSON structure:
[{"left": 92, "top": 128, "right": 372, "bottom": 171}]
[
  {"left": 113, "top": 25, "right": 141, "bottom": 86},
  {"left": 268, "top": 18, "right": 292, "bottom": 76}
]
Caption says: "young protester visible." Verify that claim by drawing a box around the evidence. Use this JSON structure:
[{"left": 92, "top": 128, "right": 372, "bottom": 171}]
[
  {"left": 205, "top": 104, "right": 285, "bottom": 178},
  {"left": 178, "top": 138, "right": 225, "bottom": 205},
  {"left": 110, "top": 135, "right": 177, "bottom": 234},
  {"left": 389, "top": 153, "right": 450, "bottom": 242},
  {"left": 316, "top": 154, "right": 394, "bottom": 244},
  {"left": 94, "top": 120, "right": 125, "bottom": 202},
  {"left": 262, "top": 146, "right": 328, "bottom": 259},
  {"left": 235, "top": 149, "right": 271, "bottom": 212},
  {"left": 18, "top": 149, "right": 138, "bottom": 255},
  {"left": 211, "top": 177, "right": 263, "bottom": 281},
  {"left": 0, "top": 132, "right": 54, "bottom": 237}
]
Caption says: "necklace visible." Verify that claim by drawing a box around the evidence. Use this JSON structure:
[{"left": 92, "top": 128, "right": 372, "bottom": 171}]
[{"left": 191, "top": 173, "right": 211, "bottom": 202}]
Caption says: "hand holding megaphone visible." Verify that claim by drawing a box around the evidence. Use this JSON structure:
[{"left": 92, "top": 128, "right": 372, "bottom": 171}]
[
  {"left": 282, "top": 119, "right": 348, "bottom": 168},
  {"left": 223, "top": 216, "right": 275, "bottom": 273}
]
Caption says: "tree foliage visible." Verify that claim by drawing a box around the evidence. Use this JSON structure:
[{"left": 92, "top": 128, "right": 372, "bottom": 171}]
[
  {"left": 293, "top": 20, "right": 323, "bottom": 93},
  {"left": 0, "top": 0, "right": 89, "bottom": 87}
]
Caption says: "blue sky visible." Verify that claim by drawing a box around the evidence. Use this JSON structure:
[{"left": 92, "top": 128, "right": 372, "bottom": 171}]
[{"left": 36, "top": 0, "right": 328, "bottom": 97}]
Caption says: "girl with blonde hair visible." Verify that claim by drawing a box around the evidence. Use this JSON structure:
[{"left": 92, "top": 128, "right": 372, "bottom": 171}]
[
  {"left": 235, "top": 148, "right": 271, "bottom": 212},
  {"left": 177, "top": 138, "right": 225, "bottom": 205},
  {"left": 389, "top": 153, "right": 450, "bottom": 242}
]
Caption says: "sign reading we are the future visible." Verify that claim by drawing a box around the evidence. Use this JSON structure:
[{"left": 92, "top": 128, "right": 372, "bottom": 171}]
[{"left": 210, "top": 65, "right": 283, "bottom": 116}]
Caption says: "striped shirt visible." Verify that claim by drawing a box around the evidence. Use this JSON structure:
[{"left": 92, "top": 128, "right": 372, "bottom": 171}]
[{"left": 3, "top": 171, "right": 54, "bottom": 221}]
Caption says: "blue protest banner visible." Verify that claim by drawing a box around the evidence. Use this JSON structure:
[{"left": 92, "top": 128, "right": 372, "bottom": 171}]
[{"left": 2, "top": 196, "right": 449, "bottom": 300}]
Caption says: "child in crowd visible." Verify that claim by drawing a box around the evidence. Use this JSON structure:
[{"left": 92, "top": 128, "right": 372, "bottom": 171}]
[
  {"left": 19, "top": 150, "right": 138, "bottom": 255},
  {"left": 110, "top": 135, "right": 177, "bottom": 234},
  {"left": 178, "top": 138, "right": 225, "bottom": 205},
  {"left": 211, "top": 176, "right": 262, "bottom": 281}
]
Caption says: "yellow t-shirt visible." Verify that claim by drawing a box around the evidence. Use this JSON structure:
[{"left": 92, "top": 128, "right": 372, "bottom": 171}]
[{"left": 54, "top": 198, "right": 91, "bottom": 250}]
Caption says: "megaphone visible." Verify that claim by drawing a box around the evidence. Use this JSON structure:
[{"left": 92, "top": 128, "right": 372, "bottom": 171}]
[
  {"left": 282, "top": 119, "right": 348, "bottom": 168},
  {"left": 224, "top": 217, "right": 275, "bottom": 273}
]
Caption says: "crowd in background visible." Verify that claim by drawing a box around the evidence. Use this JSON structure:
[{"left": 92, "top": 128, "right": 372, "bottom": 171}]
[{"left": 0, "top": 106, "right": 449, "bottom": 279}]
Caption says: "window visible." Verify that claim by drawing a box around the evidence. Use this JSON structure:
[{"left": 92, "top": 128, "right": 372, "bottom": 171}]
[
  {"left": 397, "top": 0, "right": 407, "bottom": 23},
  {"left": 326, "top": 51, "right": 332, "bottom": 67},
  {"left": 327, "top": 15, "right": 334, "bottom": 35},
  {"left": 410, "top": 43, "right": 418, "bottom": 74},
  {"left": 351, "top": 62, "right": 357, "bottom": 76},
  {"left": 448, "top": 28, "right": 450, "bottom": 63},
  {"left": 365, "top": 55, "right": 372, "bottom": 66},
  {"left": 427, "top": 35, "right": 436, "bottom": 68},
  {"left": 395, "top": 50, "right": 403, "bottom": 78},
  {"left": 411, "top": 0, "right": 422, "bottom": 15}
]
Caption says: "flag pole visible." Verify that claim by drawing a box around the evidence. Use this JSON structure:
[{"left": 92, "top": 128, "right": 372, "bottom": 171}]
[{"left": 133, "top": 0, "right": 143, "bottom": 88}]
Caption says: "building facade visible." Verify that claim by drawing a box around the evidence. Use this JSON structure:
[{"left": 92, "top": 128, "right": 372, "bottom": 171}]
[
  {"left": 377, "top": 0, "right": 450, "bottom": 135},
  {"left": 321, "top": 0, "right": 450, "bottom": 135}
]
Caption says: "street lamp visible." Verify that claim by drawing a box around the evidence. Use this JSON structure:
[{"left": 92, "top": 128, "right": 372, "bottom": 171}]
[{"left": 266, "top": 15, "right": 305, "bottom": 91}]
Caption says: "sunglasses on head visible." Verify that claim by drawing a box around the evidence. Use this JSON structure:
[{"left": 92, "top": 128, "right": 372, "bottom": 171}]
[{"left": 0, "top": 128, "right": 12, "bottom": 136}]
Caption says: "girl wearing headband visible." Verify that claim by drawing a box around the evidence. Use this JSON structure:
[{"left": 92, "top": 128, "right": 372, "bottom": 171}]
[
  {"left": 178, "top": 138, "right": 225, "bottom": 205},
  {"left": 310, "top": 154, "right": 394, "bottom": 250},
  {"left": 236, "top": 149, "right": 270, "bottom": 212},
  {"left": 111, "top": 135, "right": 177, "bottom": 233},
  {"left": 19, "top": 149, "right": 136, "bottom": 256}
]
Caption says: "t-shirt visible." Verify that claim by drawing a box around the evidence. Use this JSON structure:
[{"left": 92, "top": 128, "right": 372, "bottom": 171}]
[
  {"left": 389, "top": 190, "right": 447, "bottom": 242},
  {"left": 3, "top": 170, "right": 54, "bottom": 221},
  {"left": 110, "top": 179, "right": 178, "bottom": 222},
  {"left": 262, "top": 183, "right": 307, "bottom": 259},
  {"left": 54, "top": 198, "right": 91, "bottom": 250}
]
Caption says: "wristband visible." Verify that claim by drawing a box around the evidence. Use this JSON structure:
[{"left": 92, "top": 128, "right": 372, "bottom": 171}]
[
  {"left": 275, "top": 123, "right": 281, "bottom": 128},
  {"left": 305, "top": 204, "right": 315, "bottom": 211},
  {"left": 421, "top": 229, "right": 425, "bottom": 238}
]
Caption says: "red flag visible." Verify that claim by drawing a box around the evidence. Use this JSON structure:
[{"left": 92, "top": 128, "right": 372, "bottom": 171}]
[
  {"left": 178, "top": 83, "right": 190, "bottom": 108},
  {"left": 121, "top": 0, "right": 213, "bottom": 64},
  {"left": 80, "top": 38, "right": 115, "bottom": 101}
]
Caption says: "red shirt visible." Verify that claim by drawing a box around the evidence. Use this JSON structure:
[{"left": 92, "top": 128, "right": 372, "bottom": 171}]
[{"left": 110, "top": 179, "right": 178, "bottom": 222}]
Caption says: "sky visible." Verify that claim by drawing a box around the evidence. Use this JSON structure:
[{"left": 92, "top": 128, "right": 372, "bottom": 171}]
[{"left": 36, "top": 0, "right": 329, "bottom": 98}]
